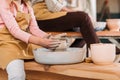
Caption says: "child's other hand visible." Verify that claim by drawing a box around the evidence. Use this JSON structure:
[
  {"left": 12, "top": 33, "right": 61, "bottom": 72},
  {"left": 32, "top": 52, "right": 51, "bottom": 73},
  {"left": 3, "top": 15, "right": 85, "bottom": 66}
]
[{"left": 40, "top": 38, "right": 60, "bottom": 50}]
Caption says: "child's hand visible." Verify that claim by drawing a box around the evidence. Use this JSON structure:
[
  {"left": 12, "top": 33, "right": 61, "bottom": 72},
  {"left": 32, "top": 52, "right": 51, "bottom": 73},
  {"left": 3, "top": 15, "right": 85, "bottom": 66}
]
[
  {"left": 43, "top": 33, "right": 52, "bottom": 39},
  {"left": 43, "top": 33, "right": 67, "bottom": 39},
  {"left": 53, "top": 33, "right": 67, "bottom": 39},
  {"left": 40, "top": 38, "right": 61, "bottom": 50}
]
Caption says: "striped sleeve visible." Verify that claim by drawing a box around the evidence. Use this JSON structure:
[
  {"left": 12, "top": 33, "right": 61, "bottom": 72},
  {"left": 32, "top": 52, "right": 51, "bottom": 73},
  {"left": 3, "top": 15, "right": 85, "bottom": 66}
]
[{"left": 45, "top": 0, "right": 66, "bottom": 12}]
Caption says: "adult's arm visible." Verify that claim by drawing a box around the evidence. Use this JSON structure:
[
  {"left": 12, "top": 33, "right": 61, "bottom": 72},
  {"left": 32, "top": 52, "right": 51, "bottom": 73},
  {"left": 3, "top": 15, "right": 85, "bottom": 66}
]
[
  {"left": 45, "top": 0, "right": 67, "bottom": 12},
  {"left": 45, "top": 0, "right": 73, "bottom": 12}
]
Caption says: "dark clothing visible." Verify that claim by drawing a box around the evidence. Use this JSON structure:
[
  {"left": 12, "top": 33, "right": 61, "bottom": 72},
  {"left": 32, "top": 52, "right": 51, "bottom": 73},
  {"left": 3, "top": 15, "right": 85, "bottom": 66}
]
[{"left": 37, "top": 11, "right": 100, "bottom": 47}]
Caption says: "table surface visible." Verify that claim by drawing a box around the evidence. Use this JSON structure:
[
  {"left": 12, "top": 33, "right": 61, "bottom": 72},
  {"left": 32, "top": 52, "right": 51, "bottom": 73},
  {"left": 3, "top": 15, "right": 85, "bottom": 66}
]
[
  {"left": 25, "top": 61, "right": 120, "bottom": 80},
  {"left": 47, "top": 31, "right": 120, "bottom": 37}
]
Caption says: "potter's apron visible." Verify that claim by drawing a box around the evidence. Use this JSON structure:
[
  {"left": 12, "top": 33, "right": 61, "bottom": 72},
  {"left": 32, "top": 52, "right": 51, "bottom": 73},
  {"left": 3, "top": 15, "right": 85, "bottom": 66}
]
[
  {"left": 32, "top": 2, "right": 67, "bottom": 20},
  {"left": 0, "top": 2, "right": 34, "bottom": 69}
]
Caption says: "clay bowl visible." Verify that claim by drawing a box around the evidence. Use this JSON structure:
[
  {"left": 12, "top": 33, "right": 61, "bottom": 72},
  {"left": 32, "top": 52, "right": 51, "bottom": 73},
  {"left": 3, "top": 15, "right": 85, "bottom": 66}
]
[
  {"left": 106, "top": 19, "right": 120, "bottom": 31},
  {"left": 94, "top": 21, "right": 106, "bottom": 31},
  {"left": 90, "top": 43, "right": 116, "bottom": 65}
]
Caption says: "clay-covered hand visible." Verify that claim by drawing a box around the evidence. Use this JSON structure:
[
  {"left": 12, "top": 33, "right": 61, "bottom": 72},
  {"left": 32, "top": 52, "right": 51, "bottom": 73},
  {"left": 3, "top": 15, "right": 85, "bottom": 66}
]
[
  {"left": 43, "top": 33, "right": 52, "bottom": 39},
  {"left": 43, "top": 33, "right": 67, "bottom": 39},
  {"left": 41, "top": 33, "right": 67, "bottom": 50},
  {"left": 41, "top": 38, "right": 61, "bottom": 50},
  {"left": 52, "top": 33, "right": 67, "bottom": 39}
]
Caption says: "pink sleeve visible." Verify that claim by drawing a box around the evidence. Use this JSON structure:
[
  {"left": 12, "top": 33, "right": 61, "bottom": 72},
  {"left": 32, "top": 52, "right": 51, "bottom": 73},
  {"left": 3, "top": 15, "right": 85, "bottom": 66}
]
[
  {"left": 29, "top": 7, "right": 47, "bottom": 38},
  {"left": 0, "top": 0, "right": 9, "bottom": 9},
  {"left": 0, "top": 5, "right": 31, "bottom": 43}
]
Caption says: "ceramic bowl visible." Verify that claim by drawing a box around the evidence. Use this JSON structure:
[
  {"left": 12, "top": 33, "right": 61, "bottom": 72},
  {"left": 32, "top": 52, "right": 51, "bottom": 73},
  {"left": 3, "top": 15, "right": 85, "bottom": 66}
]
[
  {"left": 90, "top": 43, "right": 116, "bottom": 65},
  {"left": 106, "top": 19, "right": 120, "bottom": 31},
  {"left": 94, "top": 22, "right": 106, "bottom": 31},
  {"left": 33, "top": 48, "right": 86, "bottom": 64}
]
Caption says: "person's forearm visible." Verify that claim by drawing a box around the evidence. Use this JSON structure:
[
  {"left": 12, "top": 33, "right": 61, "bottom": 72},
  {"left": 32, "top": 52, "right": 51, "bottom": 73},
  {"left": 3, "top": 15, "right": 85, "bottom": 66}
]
[
  {"left": 29, "top": 6, "right": 48, "bottom": 38},
  {"left": 28, "top": 35, "right": 44, "bottom": 46}
]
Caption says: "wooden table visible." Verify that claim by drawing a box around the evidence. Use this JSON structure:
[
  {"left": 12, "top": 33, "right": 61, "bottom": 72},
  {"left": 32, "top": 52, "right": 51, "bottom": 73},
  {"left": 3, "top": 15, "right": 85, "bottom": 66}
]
[
  {"left": 1, "top": 61, "right": 120, "bottom": 80},
  {"left": 25, "top": 61, "right": 120, "bottom": 80}
]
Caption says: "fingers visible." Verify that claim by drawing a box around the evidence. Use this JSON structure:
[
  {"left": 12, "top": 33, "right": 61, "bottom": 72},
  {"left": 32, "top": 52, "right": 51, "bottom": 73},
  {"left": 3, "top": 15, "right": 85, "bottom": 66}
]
[
  {"left": 48, "top": 43, "right": 60, "bottom": 50},
  {"left": 49, "top": 41, "right": 60, "bottom": 46},
  {"left": 48, "top": 44, "right": 59, "bottom": 50},
  {"left": 44, "top": 33, "right": 52, "bottom": 39},
  {"left": 47, "top": 34, "right": 67, "bottom": 50},
  {"left": 47, "top": 39, "right": 61, "bottom": 50},
  {"left": 47, "top": 33, "right": 52, "bottom": 38},
  {"left": 58, "top": 33, "right": 67, "bottom": 37},
  {"left": 47, "top": 33, "right": 67, "bottom": 40},
  {"left": 54, "top": 33, "right": 67, "bottom": 39},
  {"left": 43, "top": 33, "right": 68, "bottom": 50}
]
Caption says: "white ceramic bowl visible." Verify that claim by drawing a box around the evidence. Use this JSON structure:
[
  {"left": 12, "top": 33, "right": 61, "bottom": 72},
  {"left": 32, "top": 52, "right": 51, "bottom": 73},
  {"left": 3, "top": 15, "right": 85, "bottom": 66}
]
[
  {"left": 90, "top": 43, "right": 116, "bottom": 65},
  {"left": 94, "top": 22, "right": 106, "bottom": 31},
  {"left": 106, "top": 19, "right": 120, "bottom": 31},
  {"left": 33, "top": 48, "right": 86, "bottom": 64}
]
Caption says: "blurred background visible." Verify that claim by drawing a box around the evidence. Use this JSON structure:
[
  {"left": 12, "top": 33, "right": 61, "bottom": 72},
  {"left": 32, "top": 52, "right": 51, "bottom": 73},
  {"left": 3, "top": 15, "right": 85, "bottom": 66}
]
[
  {"left": 97, "top": 0, "right": 120, "bottom": 21},
  {"left": 66, "top": 0, "right": 120, "bottom": 21}
]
